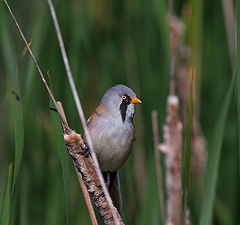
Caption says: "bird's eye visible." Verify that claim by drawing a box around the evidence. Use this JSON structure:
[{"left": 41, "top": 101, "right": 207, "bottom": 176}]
[{"left": 122, "top": 95, "right": 126, "bottom": 100}]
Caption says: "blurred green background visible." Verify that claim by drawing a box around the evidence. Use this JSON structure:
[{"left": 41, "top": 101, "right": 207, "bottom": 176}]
[{"left": 0, "top": 0, "right": 239, "bottom": 224}]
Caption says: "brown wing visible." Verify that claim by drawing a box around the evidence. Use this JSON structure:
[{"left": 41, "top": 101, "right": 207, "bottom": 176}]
[{"left": 87, "top": 103, "right": 106, "bottom": 126}]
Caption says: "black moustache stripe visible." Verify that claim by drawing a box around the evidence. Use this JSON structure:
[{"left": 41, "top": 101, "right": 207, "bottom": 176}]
[{"left": 119, "top": 95, "right": 131, "bottom": 122}]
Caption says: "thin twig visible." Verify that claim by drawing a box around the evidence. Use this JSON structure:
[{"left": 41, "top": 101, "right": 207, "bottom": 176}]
[
  {"left": 46, "top": 0, "right": 120, "bottom": 224},
  {"left": 151, "top": 111, "right": 165, "bottom": 224}
]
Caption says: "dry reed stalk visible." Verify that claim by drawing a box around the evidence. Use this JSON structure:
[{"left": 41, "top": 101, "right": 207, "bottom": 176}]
[
  {"left": 3, "top": 1, "right": 123, "bottom": 224},
  {"left": 168, "top": 15, "right": 185, "bottom": 95},
  {"left": 159, "top": 9, "right": 183, "bottom": 225},
  {"left": 150, "top": 8, "right": 184, "bottom": 225},
  {"left": 160, "top": 96, "right": 182, "bottom": 225}
]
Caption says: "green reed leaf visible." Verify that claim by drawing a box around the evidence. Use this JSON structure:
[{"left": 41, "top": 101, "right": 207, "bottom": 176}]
[
  {"left": 200, "top": 74, "right": 236, "bottom": 225},
  {"left": 0, "top": 164, "right": 13, "bottom": 225}
]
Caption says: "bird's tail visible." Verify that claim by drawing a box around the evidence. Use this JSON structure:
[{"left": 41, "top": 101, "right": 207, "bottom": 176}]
[
  {"left": 103, "top": 171, "right": 122, "bottom": 214},
  {"left": 109, "top": 171, "right": 122, "bottom": 214}
]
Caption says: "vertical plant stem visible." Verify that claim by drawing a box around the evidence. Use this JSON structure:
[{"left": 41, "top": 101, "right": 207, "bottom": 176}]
[
  {"left": 200, "top": 75, "right": 236, "bottom": 225},
  {"left": 181, "top": 68, "right": 194, "bottom": 224},
  {"left": 0, "top": 164, "right": 13, "bottom": 225},
  {"left": 152, "top": 111, "right": 165, "bottom": 224},
  {"left": 188, "top": 0, "right": 203, "bottom": 107},
  {"left": 161, "top": 96, "right": 182, "bottom": 225},
  {"left": 221, "top": 0, "right": 235, "bottom": 70},
  {"left": 11, "top": 43, "right": 27, "bottom": 199}
]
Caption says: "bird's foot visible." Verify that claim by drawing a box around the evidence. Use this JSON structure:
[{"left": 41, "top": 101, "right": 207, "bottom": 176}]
[
  {"left": 106, "top": 173, "right": 111, "bottom": 189},
  {"left": 94, "top": 191, "right": 105, "bottom": 201},
  {"left": 79, "top": 145, "right": 90, "bottom": 158}
]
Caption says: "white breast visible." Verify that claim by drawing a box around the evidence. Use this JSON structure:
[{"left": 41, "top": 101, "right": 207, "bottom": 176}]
[{"left": 89, "top": 112, "right": 134, "bottom": 171}]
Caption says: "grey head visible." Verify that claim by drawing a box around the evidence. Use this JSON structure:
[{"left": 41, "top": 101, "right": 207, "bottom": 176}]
[{"left": 101, "top": 84, "right": 141, "bottom": 122}]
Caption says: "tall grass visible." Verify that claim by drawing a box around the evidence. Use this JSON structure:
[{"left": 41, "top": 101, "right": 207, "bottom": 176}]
[
  {"left": 200, "top": 74, "right": 236, "bottom": 225},
  {"left": 0, "top": 164, "right": 13, "bottom": 225}
]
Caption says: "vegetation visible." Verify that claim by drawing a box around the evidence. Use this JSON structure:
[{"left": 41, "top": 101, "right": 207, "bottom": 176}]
[{"left": 0, "top": 0, "right": 239, "bottom": 224}]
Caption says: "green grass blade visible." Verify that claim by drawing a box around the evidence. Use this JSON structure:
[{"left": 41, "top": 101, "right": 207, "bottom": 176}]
[
  {"left": 152, "top": 0, "right": 169, "bottom": 69},
  {"left": 19, "top": 166, "right": 29, "bottom": 225},
  {"left": 11, "top": 45, "right": 28, "bottom": 196},
  {"left": 10, "top": 93, "right": 24, "bottom": 194},
  {"left": 237, "top": 0, "right": 240, "bottom": 177},
  {"left": 0, "top": 164, "right": 13, "bottom": 225},
  {"left": 0, "top": 5, "right": 25, "bottom": 224},
  {"left": 50, "top": 100, "right": 70, "bottom": 224},
  {"left": 199, "top": 75, "right": 236, "bottom": 225},
  {"left": 0, "top": 2, "right": 16, "bottom": 74},
  {"left": 25, "top": 3, "right": 47, "bottom": 99}
]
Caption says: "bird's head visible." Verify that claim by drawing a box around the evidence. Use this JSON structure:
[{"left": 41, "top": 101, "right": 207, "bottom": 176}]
[{"left": 101, "top": 84, "right": 142, "bottom": 122}]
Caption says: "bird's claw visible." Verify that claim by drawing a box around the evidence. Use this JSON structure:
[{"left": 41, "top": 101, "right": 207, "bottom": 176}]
[
  {"left": 106, "top": 173, "right": 111, "bottom": 189},
  {"left": 79, "top": 145, "right": 90, "bottom": 158},
  {"left": 95, "top": 191, "right": 105, "bottom": 201}
]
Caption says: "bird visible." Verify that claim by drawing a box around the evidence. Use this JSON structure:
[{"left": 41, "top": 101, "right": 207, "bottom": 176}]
[{"left": 86, "top": 84, "right": 142, "bottom": 213}]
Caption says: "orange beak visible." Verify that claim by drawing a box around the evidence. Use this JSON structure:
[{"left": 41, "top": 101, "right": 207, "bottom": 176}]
[{"left": 131, "top": 97, "right": 142, "bottom": 104}]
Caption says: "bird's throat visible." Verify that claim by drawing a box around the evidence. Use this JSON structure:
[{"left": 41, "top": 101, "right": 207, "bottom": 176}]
[
  {"left": 119, "top": 101, "right": 129, "bottom": 122},
  {"left": 119, "top": 95, "right": 132, "bottom": 122}
]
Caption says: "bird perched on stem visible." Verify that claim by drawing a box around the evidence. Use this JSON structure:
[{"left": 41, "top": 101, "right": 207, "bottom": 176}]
[{"left": 86, "top": 84, "right": 142, "bottom": 213}]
